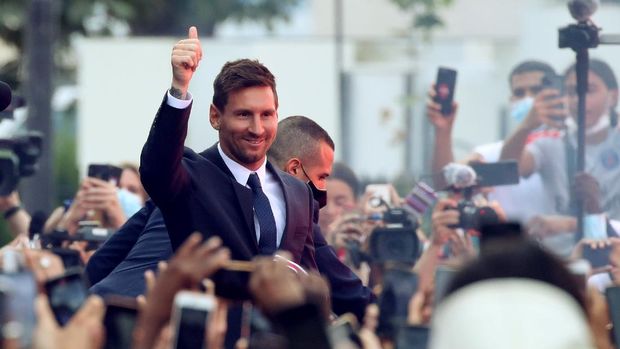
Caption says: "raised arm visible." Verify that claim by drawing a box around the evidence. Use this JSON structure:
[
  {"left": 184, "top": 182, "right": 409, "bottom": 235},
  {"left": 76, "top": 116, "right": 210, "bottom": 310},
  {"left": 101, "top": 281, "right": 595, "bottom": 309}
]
[
  {"left": 500, "top": 89, "right": 566, "bottom": 177},
  {"left": 427, "top": 86, "right": 458, "bottom": 189},
  {"left": 140, "top": 26, "right": 203, "bottom": 207}
]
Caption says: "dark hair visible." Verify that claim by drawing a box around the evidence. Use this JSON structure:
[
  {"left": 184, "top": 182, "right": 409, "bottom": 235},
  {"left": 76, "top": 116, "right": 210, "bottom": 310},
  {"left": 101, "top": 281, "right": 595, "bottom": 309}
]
[
  {"left": 212, "top": 59, "right": 278, "bottom": 111},
  {"left": 509, "top": 60, "right": 556, "bottom": 86},
  {"left": 564, "top": 58, "right": 619, "bottom": 127},
  {"left": 329, "top": 162, "right": 360, "bottom": 199},
  {"left": 445, "top": 239, "right": 586, "bottom": 311},
  {"left": 268, "top": 116, "right": 335, "bottom": 169}
]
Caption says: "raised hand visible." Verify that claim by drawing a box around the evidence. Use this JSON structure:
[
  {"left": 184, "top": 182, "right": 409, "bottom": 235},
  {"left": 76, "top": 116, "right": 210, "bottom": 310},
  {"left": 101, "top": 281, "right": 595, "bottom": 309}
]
[
  {"left": 170, "top": 26, "right": 203, "bottom": 99},
  {"left": 520, "top": 88, "right": 568, "bottom": 131}
]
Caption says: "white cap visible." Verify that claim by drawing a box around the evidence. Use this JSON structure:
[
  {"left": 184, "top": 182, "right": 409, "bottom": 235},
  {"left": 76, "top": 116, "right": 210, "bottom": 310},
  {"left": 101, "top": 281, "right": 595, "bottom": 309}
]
[{"left": 429, "top": 279, "right": 595, "bottom": 349}]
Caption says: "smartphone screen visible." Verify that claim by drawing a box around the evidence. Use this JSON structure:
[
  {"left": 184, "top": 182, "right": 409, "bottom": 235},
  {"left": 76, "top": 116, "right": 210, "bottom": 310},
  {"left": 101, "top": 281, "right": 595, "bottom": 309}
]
[
  {"left": 171, "top": 292, "right": 214, "bottom": 349},
  {"left": 87, "top": 164, "right": 123, "bottom": 184},
  {"left": 103, "top": 300, "right": 138, "bottom": 349},
  {"left": 45, "top": 269, "right": 88, "bottom": 326},
  {"left": 434, "top": 67, "right": 457, "bottom": 115},
  {"left": 582, "top": 245, "right": 611, "bottom": 269},
  {"left": 0, "top": 271, "right": 37, "bottom": 348},
  {"left": 174, "top": 307, "right": 209, "bottom": 349}
]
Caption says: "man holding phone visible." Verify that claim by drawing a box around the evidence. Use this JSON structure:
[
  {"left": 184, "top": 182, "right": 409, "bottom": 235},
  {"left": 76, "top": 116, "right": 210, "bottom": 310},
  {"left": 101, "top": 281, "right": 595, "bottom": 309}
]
[{"left": 428, "top": 61, "right": 560, "bottom": 225}]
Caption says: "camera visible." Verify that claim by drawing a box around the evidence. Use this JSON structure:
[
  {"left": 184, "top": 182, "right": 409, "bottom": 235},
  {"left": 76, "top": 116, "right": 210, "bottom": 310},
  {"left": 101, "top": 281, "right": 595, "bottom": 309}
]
[
  {"left": 559, "top": 22, "right": 600, "bottom": 50},
  {"left": 369, "top": 207, "right": 419, "bottom": 265},
  {"left": 0, "top": 133, "right": 43, "bottom": 195},
  {"left": 451, "top": 199, "right": 500, "bottom": 231}
]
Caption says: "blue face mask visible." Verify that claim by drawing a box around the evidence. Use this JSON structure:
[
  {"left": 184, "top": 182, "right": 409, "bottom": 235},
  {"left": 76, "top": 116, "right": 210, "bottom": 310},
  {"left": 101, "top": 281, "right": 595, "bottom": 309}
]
[
  {"left": 117, "top": 188, "right": 143, "bottom": 218},
  {"left": 510, "top": 97, "right": 534, "bottom": 123}
]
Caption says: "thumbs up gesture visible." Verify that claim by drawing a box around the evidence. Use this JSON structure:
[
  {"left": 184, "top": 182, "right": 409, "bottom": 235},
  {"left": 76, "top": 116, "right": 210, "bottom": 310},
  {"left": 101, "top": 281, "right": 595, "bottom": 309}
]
[{"left": 170, "top": 26, "right": 203, "bottom": 99}]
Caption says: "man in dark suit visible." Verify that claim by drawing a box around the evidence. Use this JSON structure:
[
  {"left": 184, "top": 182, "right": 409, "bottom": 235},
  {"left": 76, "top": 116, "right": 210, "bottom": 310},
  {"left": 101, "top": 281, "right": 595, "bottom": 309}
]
[
  {"left": 268, "top": 115, "right": 373, "bottom": 318},
  {"left": 87, "top": 116, "right": 371, "bottom": 319},
  {"left": 140, "top": 26, "right": 317, "bottom": 295}
]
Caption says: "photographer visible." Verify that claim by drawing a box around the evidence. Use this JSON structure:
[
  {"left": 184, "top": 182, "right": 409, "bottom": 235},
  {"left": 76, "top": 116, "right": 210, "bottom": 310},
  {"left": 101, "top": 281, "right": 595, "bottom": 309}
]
[
  {"left": 428, "top": 60, "right": 559, "bottom": 224},
  {"left": 501, "top": 59, "right": 620, "bottom": 243}
]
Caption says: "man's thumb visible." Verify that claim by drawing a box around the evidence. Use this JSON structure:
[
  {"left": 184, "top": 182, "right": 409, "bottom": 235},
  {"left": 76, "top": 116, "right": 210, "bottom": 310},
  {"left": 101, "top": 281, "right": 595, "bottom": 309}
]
[{"left": 188, "top": 26, "right": 198, "bottom": 39}]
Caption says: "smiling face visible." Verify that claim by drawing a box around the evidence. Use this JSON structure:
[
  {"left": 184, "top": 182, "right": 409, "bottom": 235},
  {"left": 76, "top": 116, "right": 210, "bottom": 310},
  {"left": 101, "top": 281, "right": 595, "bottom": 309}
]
[{"left": 210, "top": 85, "right": 278, "bottom": 171}]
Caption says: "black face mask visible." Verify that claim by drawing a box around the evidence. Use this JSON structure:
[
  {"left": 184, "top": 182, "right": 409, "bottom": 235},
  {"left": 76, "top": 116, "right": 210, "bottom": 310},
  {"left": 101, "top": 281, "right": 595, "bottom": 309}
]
[{"left": 308, "top": 180, "right": 327, "bottom": 209}]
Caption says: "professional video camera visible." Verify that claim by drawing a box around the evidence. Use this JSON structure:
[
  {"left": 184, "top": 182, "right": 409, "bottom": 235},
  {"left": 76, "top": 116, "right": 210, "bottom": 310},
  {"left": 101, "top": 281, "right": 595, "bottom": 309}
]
[
  {"left": 442, "top": 161, "right": 520, "bottom": 231},
  {"left": 0, "top": 82, "right": 43, "bottom": 195}
]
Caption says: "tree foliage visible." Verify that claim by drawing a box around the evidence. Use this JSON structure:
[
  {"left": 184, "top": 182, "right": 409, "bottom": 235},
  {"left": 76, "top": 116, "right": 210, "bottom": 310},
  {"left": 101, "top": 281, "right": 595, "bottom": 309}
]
[
  {"left": 0, "top": 0, "right": 301, "bottom": 51},
  {"left": 388, "top": 0, "right": 454, "bottom": 33}
]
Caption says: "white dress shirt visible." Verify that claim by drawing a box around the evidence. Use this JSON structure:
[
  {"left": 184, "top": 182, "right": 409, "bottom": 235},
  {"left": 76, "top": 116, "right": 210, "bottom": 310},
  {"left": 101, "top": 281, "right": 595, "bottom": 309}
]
[
  {"left": 166, "top": 92, "right": 287, "bottom": 246},
  {"left": 217, "top": 144, "right": 287, "bottom": 246}
]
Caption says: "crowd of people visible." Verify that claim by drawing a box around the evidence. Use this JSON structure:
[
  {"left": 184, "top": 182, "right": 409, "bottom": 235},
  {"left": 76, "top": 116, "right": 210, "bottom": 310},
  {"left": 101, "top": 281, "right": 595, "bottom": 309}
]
[{"left": 1, "top": 24, "right": 620, "bottom": 349}]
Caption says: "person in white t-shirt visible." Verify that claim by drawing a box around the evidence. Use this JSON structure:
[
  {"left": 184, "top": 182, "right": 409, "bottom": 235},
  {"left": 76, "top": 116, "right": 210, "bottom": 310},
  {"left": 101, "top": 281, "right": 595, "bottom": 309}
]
[{"left": 428, "top": 60, "right": 560, "bottom": 224}]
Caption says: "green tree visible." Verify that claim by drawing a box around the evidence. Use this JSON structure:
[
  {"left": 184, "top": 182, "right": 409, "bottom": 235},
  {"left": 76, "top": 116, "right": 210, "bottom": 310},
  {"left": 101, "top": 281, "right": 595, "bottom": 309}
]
[{"left": 388, "top": 0, "right": 455, "bottom": 34}]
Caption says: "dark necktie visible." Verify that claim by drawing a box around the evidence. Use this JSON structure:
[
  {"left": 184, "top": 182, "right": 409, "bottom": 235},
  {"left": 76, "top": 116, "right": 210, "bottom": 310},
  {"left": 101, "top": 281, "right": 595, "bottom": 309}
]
[{"left": 247, "top": 173, "right": 277, "bottom": 254}]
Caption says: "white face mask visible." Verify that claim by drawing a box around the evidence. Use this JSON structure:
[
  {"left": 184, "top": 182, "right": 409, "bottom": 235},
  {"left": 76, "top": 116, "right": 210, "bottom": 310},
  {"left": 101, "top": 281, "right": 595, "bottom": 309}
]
[
  {"left": 509, "top": 97, "right": 534, "bottom": 123},
  {"left": 565, "top": 114, "right": 611, "bottom": 136},
  {"left": 117, "top": 188, "right": 143, "bottom": 218}
]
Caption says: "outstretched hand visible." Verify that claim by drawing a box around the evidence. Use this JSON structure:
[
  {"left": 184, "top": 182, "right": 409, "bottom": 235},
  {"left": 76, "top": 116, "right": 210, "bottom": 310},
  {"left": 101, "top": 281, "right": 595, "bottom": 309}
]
[{"left": 171, "top": 26, "right": 203, "bottom": 99}]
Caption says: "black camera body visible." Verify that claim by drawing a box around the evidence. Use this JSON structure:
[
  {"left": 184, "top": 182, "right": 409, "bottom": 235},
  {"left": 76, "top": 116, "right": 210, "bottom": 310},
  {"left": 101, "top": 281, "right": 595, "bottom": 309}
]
[
  {"left": 0, "top": 132, "right": 43, "bottom": 195},
  {"left": 559, "top": 22, "right": 600, "bottom": 50},
  {"left": 369, "top": 207, "right": 419, "bottom": 265},
  {"left": 451, "top": 200, "right": 500, "bottom": 231}
]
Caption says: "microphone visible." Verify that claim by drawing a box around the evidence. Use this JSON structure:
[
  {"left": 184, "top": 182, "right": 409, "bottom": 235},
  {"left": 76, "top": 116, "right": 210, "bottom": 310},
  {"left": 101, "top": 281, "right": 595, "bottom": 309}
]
[
  {"left": 568, "top": 0, "right": 599, "bottom": 22},
  {"left": 0, "top": 81, "right": 12, "bottom": 112},
  {"left": 442, "top": 163, "right": 477, "bottom": 190}
]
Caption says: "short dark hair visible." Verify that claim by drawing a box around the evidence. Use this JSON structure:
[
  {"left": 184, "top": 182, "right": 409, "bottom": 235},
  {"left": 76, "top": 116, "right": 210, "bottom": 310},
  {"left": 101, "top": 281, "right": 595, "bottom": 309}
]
[
  {"left": 268, "top": 116, "right": 335, "bottom": 169},
  {"left": 508, "top": 60, "right": 556, "bottom": 86},
  {"left": 445, "top": 239, "right": 586, "bottom": 311},
  {"left": 564, "top": 58, "right": 618, "bottom": 90},
  {"left": 212, "top": 59, "right": 278, "bottom": 111},
  {"left": 329, "top": 162, "right": 360, "bottom": 199}
]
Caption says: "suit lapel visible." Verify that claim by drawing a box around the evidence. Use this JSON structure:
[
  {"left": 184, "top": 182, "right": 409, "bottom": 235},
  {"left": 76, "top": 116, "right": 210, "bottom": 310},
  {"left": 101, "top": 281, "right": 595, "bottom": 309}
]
[
  {"left": 267, "top": 162, "right": 295, "bottom": 249},
  {"left": 201, "top": 144, "right": 258, "bottom": 251}
]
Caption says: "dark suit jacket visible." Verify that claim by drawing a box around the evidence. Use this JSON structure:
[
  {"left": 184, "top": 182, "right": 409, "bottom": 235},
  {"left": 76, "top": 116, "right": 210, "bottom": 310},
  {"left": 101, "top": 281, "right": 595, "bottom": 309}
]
[
  {"left": 86, "top": 202, "right": 172, "bottom": 297},
  {"left": 140, "top": 96, "right": 317, "bottom": 273}
]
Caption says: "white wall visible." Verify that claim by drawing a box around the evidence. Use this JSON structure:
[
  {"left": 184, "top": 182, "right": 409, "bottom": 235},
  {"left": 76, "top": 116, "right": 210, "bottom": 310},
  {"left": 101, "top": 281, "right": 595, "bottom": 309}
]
[
  {"left": 75, "top": 0, "right": 620, "bottom": 179},
  {"left": 75, "top": 37, "right": 338, "bottom": 174}
]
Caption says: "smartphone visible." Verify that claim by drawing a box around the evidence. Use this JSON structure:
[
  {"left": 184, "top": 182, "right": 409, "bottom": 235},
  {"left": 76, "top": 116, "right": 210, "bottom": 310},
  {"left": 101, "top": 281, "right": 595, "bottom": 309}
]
[
  {"left": 87, "top": 164, "right": 123, "bottom": 184},
  {"left": 365, "top": 184, "right": 392, "bottom": 208},
  {"left": 606, "top": 286, "right": 620, "bottom": 346},
  {"left": 103, "top": 296, "right": 138, "bottom": 349},
  {"left": 470, "top": 160, "right": 520, "bottom": 187},
  {"left": 171, "top": 291, "right": 216, "bottom": 349},
  {"left": 44, "top": 268, "right": 89, "bottom": 326},
  {"left": 542, "top": 72, "right": 565, "bottom": 96},
  {"left": 377, "top": 270, "right": 419, "bottom": 339},
  {"left": 434, "top": 67, "right": 457, "bottom": 115},
  {"left": 0, "top": 270, "right": 37, "bottom": 348},
  {"left": 582, "top": 245, "right": 612, "bottom": 269}
]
